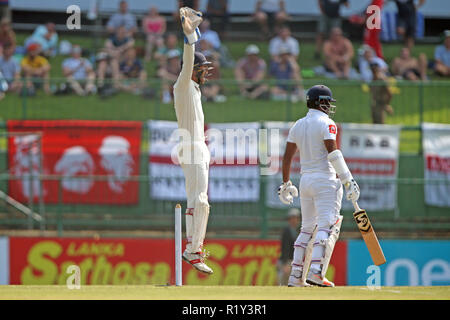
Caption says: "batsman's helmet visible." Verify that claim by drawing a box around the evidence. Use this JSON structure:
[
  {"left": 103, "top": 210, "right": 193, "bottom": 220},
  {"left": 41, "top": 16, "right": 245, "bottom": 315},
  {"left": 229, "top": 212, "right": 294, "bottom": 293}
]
[
  {"left": 181, "top": 51, "right": 212, "bottom": 69},
  {"left": 180, "top": 52, "right": 213, "bottom": 84},
  {"left": 306, "top": 85, "right": 336, "bottom": 116},
  {"left": 193, "top": 52, "right": 212, "bottom": 68}
]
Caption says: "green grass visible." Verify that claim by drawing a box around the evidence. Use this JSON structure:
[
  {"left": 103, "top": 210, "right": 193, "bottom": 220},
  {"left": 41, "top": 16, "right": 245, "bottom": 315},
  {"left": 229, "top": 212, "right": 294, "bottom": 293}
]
[{"left": 0, "top": 285, "right": 448, "bottom": 300}]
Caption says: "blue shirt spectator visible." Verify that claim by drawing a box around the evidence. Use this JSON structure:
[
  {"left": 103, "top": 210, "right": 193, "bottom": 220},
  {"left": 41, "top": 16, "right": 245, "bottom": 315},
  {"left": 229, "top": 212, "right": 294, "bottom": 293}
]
[
  {"left": 24, "top": 23, "right": 58, "bottom": 57},
  {"left": 0, "top": 50, "right": 19, "bottom": 82},
  {"left": 120, "top": 58, "right": 143, "bottom": 78},
  {"left": 269, "top": 46, "right": 304, "bottom": 101},
  {"left": 435, "top": 45, "right": 450, "bottom": 68},
  {"left": 62, "top": 56, "right": 93, "bottom": 80},
  {"left": 199, "top": 19, "right": 221, "bottom": 50},
  {"left": 106, "top": 0, "right": 137, "bottom": 35},
  {"left": 269, "top": 25, "right": 299, "bottom": 59},
  {"left": 434, "top": 31, "right": 450, "bottom": 77},
  {"left": 358, "top": 45, "right": 388, "bottom": 82}
]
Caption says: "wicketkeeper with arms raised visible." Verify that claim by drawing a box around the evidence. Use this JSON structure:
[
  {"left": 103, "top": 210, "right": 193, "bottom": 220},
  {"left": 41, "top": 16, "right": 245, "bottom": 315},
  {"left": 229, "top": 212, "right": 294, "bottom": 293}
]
[
  {"left": 278, "top": 85, "right": 360, "bottom": 287},
  {"left": 174, "top": 7, "right": 214, "bottom": 274}
]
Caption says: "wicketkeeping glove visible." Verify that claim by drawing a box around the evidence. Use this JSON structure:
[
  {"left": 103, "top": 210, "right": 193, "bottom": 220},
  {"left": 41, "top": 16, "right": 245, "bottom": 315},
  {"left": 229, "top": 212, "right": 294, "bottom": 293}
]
[
  {"left": 278, "top": 181, "right": 299, "bottom": 205},
  {"left": 180, "top": 7, "right": 203, "bottom": 44}
]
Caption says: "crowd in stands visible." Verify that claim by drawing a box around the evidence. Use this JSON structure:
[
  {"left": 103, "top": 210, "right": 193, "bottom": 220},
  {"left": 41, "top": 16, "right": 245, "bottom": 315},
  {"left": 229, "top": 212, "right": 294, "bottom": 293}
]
[{"left": 0, "top": 0, "right": 449, "bottom": 117}]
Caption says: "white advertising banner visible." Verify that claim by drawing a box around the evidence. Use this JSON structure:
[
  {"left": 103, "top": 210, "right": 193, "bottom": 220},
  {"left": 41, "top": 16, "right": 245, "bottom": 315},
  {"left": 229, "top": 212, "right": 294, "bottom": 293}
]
[
  {"left": 263, "top": 121, "right": 300, "bottom": 208},
  {"left": 148, "top": 120, "right": 186, "bottom": 201},
  {"left": 148, "top": 120, "right": 261, "bottom": 202},
  {"left": 0, "top": 237, "right": 9, "bottom": 285},
  {"left": 207, "top": 122, "right": 260, "bottom": 202},
  {"left": 422, "top": 123, "right": 450, "bottom": 207},
  {"left": 340, "top": 123, "right": 401, "bottom": 211}
]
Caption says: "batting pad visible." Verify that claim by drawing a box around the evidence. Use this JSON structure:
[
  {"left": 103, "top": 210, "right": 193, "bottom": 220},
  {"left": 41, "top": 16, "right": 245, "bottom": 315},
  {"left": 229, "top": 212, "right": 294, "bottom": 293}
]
[
  {"left": 300, "top": 226, "right": 318, "bottom": 283},
  {"left": 190, "top": 194, "right": 210, "bottom": 253},
  {"left": 320, "top": 215, "right": 343, "bottom": 278},
  {"left": 185, "top": 208, "right": 194, "bottom": 252}
]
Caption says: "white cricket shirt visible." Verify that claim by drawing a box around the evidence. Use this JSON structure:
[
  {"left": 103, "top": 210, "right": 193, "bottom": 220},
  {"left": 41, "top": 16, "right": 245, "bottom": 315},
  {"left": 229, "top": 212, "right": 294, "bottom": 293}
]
[
  {"left": 173, "top": 43, "right": 205, "bottom": 143},
  {"left": 287, "top": 108, "right": 337, "bottom": 174}
]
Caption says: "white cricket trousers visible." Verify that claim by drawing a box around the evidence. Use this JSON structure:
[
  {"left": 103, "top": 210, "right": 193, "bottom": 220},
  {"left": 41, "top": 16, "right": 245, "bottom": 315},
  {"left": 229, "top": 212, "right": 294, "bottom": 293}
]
[
  {"left": 294, "top": 172, "right": 343, "bottom": 273},
  {"left": 178, "top": 142, "right": 210, "bottom": 253},
  {"left": 299, "top": 172, "right": 343, "bottom": 232}
]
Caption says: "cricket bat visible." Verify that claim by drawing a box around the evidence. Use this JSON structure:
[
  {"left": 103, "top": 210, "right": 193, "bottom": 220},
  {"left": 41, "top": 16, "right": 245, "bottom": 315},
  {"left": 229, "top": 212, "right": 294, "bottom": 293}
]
[{"left": 352, "top": 200, "right": 386, "bottom": 266}]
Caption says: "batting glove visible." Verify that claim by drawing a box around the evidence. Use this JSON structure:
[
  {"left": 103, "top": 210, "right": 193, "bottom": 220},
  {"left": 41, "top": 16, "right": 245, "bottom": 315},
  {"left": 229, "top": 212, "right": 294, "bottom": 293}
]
[
  {"left": 278, "top": 181, "right": 299, "bottom": 205},
  {"left": 344, "top": 179, "right": 360, "bottom": 202}
]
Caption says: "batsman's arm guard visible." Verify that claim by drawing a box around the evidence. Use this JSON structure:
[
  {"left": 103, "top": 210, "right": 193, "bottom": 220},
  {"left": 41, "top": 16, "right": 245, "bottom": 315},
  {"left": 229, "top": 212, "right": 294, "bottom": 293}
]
[{"left": 327, "top": 149, "right": 353, "bottom": 185}]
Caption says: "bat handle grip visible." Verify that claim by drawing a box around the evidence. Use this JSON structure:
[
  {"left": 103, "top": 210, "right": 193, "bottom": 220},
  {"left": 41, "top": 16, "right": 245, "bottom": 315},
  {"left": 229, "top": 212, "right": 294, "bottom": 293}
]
[{"left": 352, "top": 200, "right": 361, "bottom": 212}]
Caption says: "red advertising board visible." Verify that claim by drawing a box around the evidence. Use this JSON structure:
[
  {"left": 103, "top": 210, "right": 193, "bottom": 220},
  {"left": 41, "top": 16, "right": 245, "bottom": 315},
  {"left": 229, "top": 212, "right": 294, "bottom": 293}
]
[
  {"left": 9, "top": 237, "right": 347, "bottom": 285},
  {"left": 7, "top": 120, "right": 142, "bottom": 204}
]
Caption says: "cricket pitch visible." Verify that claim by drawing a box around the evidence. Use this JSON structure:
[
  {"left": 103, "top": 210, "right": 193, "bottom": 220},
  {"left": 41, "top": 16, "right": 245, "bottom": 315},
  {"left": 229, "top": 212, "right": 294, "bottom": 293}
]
[{"left": 0, "top": 285, "right": 448, "bottom": 300}]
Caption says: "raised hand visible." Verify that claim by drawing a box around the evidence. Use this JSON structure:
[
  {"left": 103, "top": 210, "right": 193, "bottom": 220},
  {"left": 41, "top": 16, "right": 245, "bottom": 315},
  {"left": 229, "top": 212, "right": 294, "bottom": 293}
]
[{"left": 180, "top": 7, "right": 203, "bottom": 35}]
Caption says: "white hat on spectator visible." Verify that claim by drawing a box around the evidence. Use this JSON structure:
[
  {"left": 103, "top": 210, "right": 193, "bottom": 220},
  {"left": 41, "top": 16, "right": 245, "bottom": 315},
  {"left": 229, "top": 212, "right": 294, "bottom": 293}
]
[{"left": 245, "top": 44, "right": 260, "bottom": 55}]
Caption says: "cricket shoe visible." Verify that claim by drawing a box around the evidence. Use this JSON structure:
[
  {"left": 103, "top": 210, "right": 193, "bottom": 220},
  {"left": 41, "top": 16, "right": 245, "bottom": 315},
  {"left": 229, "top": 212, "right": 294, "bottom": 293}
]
[
  {"left": 182, "top": 250, "right": 213, "bottom": 275},
  {"left": 287, "top": 268, "right": 310, "bottom": 287},
  {"left": 306, "top": 270, "right": 335, "bottom": 287}
]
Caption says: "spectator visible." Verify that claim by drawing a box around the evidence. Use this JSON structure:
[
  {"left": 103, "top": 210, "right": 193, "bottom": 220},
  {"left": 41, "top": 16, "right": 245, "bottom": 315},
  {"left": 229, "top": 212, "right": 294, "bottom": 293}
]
[
  {"left": 21, "top": 43, "right": 51, "bottom": 95},
  {"left": 0, "top": 71, "right": 6, "bottom": 100},
  {"left": 391, "top": 47, "right": 427, "bottom": 81},
  {"left": 269, "top": 25, "right": 299, "bottom": 61},
  {"left": 315, "top": 0, "right": 349, "bottom": 60},
  {"left": 106, "top": 0, "right": 137, "bottom": 36},
  {"left": 0, "top": 17, "right": 15, "bottom": 57},
  {"left": 96, "top": 51, "right": 120, "bottom": 97},
  {"left": 24, "top": 22, "right": 58, "bottom": 58},
  {"left": 358, "top": 45, "right": 388, "bottom": 83},
  {"left": 154, "top": 33, "right": 181, "bottom": 66},
  {"left": 61, "top": 45, "right": 96, "bottom": 96},
  {"left": 277, "top": 208, "right": 300, "bottom": 286},
  {"left": 395, "top": 0, "right": 425, "bottom": 50},
  {"left": 433, "top": 30, "right": 450, "bottom": 77},
  {"left": 157, "top": 49, "right": 181, "bottom": 104},
  {"left": 142, "top": 6, "right": 166, "bottom": 62},
  {"left": 118, "top": 47, "right": 147, "bottom": 94},
  {"left": 198, "top": 38, "right": 219, "bottom": 62},
  {"left": 363, "top": 0, "right": 385, "bottom": 59},
  {"left": 201, "top": 52, "right": 226, "bottom": 103},
  {"left": 254, "top": 0, "right": 288, "bottom": 39},
  {"left": 199, "top": 19, "right": 221, "bottom": 53},
  {"left": 205, "top": 0, "right": 229, "bottom": 39},
  {"left": 323, "top": 27, "right": 354, "bottom": 79},
  {"left": 0, "top": 0, "right": 10, "bottom": 20},
  {"left": 269, "top": 45, "right": 304, "bottom": 102},
  {"left": 369, "top": 62, "right": 393, "bottom": 124},
  {"left": 234, "top": 44, "right": 269, "bottom": 100},
  {"left": 104, "top": 25, "right": 134, "bottom": 72},
  {"left": 198, "top": 19, "right": 234, "bottom": 68},
  {"left": 0, "top": 43, "right": 21, "bottom": 95}
]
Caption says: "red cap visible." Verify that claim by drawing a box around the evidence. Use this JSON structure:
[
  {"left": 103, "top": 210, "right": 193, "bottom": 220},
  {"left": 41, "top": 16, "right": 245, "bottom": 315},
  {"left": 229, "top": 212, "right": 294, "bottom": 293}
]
[{"left": 27, "top": 43, "right": 41, "bottom": 52}]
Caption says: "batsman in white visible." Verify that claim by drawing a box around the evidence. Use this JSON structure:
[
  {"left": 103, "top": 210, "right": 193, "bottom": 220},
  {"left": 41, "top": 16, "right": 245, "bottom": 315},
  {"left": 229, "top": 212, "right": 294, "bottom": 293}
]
[
  {"left": 278, "top": 85, "right": 360, "bottom": 287},
  {"left": 174, "top": 7, "right": 214, "bottom": 274}
]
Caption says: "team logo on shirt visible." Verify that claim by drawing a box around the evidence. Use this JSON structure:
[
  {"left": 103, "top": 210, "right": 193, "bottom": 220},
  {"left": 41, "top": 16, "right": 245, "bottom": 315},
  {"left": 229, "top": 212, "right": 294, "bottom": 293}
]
[{"left": 329, "top": 125, "right": 337, "bottom": 134}]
